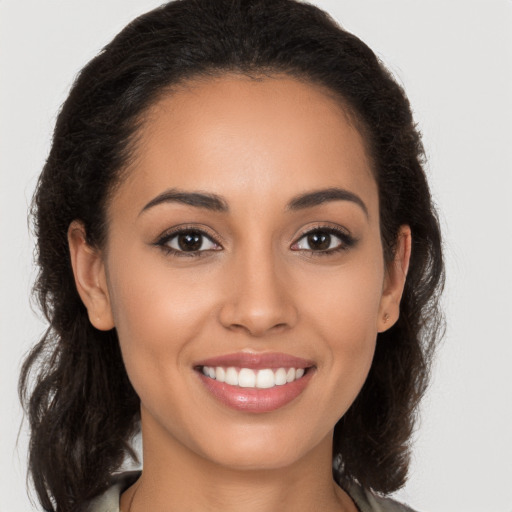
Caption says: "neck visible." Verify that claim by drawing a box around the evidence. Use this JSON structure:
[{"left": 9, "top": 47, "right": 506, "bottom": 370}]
[{"left": 121, "top": 412, "right": 356, "bottom": 512}]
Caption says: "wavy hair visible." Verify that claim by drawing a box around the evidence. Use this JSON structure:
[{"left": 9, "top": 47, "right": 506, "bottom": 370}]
[{"left": 19, "top": 0, "right": 444, "bottom": 510}]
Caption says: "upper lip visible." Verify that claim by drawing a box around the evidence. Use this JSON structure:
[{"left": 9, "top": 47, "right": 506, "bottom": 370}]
[{"left": 194, "top": 352, "right": 315, "bottom": 370}]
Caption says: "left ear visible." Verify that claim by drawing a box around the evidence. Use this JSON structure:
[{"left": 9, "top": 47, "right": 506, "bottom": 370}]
[{"left": 377, "top": 225, "right": 412, "bottom": 333}]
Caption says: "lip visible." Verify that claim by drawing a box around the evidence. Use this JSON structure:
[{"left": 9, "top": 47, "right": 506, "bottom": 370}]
[
  {"left": 194, "top": 351, "right": 315, "bottom": 370},
  {"left": 194, "top": 352, "right": 316, "bottom": 413}
]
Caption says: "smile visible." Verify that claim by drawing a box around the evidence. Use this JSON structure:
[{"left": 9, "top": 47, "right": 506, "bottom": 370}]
[
  {"left": 200, "top": 366, "right": 306, "bottom": 389},
  {"left": 195, "top": 352, "right": 315, "bottom": 413}
]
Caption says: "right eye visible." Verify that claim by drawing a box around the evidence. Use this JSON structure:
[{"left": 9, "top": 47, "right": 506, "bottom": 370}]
[{"left": 157, "top": 229, "right": 222, "bottom": 255}]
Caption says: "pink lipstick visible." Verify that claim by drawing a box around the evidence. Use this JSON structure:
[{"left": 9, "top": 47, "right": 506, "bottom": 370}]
[{"left": 194, "top": 352, "right": 315, "bottom": 413}]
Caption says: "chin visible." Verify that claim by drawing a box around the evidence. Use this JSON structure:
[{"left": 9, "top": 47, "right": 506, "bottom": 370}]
[
  {"left": 189, "top": 420, "right": 328, "bottom": 472},
  {"left": 203, "top": 443, "right": 307, "bottom": 472}
]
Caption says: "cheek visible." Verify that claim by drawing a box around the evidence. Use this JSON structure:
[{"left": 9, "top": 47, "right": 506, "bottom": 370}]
[
  {"left": 105, "top": 257, "right": 219, "bottom": 388},
  {"left": 109, "top": 251, "right": 216, "bottom": 331},
  {"left": 298, "top": 254, "right": 384, "bottom": 401},
  {"left": 302, "top": 252, "right": 384, "bottom": 341},
  {"left": 105, "top": 261, "right": 225, "bottom": 452}
]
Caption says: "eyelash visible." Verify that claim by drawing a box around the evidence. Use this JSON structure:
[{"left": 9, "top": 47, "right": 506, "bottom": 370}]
[
  {"left": 154, "top": 225, "right": 222, "bottom": 258},
  {"left": 154, "top": 225, "right": 357, "bottom": 257},
  {"left": 291, "top": 225, "right": 357, "bottom": 256}
]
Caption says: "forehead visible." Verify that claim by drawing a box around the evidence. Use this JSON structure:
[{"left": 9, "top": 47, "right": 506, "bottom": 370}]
[{"left": 115, "top": 74, "right": 377, "bottom": 218}]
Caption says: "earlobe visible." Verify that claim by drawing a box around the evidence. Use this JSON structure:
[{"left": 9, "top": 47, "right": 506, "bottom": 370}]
[
  {"left": 377, "top": 225, "right": 412, "bottom": 333},
  {"left": 68, "top": 220, "right": 115, "bottom": 331}
]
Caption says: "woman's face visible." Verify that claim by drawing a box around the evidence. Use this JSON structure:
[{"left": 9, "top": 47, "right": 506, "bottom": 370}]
[{"left": 72, "top": 74, "right": 407, "bottom": 471}]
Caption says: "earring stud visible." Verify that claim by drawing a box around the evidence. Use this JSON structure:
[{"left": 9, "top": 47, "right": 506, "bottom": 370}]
[{"left": 383, "top": 313, "right": 390, "bottom": 322}]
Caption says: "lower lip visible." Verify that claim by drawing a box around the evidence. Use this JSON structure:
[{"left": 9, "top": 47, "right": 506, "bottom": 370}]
[{"left": 197, "top": 369, "right": 314, "bottom": 413}]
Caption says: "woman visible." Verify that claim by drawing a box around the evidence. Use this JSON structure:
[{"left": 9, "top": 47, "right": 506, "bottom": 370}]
[{"left": 19, "top": 0, "right": 444, "bottom": 511}]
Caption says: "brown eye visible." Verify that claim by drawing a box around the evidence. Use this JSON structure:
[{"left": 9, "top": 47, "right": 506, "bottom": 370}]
[
  {"left": 177, "top": 232, "right": 203, "bottom": 251},
  {"left": 292, "top": 227, "right": 356, "bottom": 254},
  {"left": 306, "top": 232, "right": 332, "bottom": 251},
  {"left": 163, "top": 230, "right": 220, "bottom": 253}
]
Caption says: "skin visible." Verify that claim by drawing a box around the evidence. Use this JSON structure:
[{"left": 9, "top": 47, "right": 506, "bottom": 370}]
[{"left": 69, "top": 74, "right": 410, "bottom": 512}]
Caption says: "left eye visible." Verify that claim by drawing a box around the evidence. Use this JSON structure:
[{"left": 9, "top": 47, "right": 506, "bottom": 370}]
[
  {"left": 292, "top": 229, "right": 346, "bottom": 252},
  {"left": 165, "top": 230, "right": 220, "bottom": 252}
]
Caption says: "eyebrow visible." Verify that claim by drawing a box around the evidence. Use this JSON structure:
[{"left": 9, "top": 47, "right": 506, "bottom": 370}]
[
  {"left": 287, "top": 187, "right": 368, "bottom": 217},
  {"left": 139, "top": 186, "right": 368, "bottom": 217},
  {"left": 140, "top": 189, "right": 228, "bottom": 215}
]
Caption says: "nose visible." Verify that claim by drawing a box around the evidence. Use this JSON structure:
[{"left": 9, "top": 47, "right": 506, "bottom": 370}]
[{"left": 218, "top": 248, "right": 298, "bottom": 337}]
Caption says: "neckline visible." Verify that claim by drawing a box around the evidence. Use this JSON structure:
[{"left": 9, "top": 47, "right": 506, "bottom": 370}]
[{"left": 104, "top": 470, "right": 397, "bottom": 512}]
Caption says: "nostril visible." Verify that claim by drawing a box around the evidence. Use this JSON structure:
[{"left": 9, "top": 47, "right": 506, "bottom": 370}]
[
  {"left": 227, "top": 321, "right": 290, "bottom": 337},
  {"left": 218, "top": 291, "right": 299, "bottom": 336}
]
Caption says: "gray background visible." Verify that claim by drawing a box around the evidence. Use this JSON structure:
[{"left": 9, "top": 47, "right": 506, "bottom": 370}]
[{"left": 1, "top": 1, "right": 511, "bottom": 510}]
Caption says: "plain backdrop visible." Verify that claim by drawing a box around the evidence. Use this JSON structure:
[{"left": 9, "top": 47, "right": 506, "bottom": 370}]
[{"left": 1, "top": 1, "right": 511, "bottom": 511}]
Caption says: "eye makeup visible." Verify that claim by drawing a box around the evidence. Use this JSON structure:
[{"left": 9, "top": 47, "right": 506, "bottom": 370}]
[
  {"left": 291, "top": 224, "right": 358, "bottom": 256},
  {"left": 152, "top": 221, "right": 358, "bottom": 259},
  {"left": 153, "top": 224, "right": 223, "bottom": 257}
]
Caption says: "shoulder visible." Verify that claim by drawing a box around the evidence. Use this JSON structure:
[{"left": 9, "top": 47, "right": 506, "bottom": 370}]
[
  {"left": 346, "top": 483, "right": 418, "bottom": 512},
  {"left": 85, "top": 471, "right": 141, "bottom": 512}
]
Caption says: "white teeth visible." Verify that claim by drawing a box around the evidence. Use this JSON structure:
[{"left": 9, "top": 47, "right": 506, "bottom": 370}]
[
  {"left": 225, "top": 367, "right": 238, "bottom": 386},
  {"left": 274, "top": 367, "right": 287, "bottom": 385},
  {"left": 256, "top": 369, "right": 275, "bottom": 388},
  {"left": 238, "top": 368, "right": 256, "bottom": 387},
  {"left": 215, "top": 366, "right": 225, "bottom": 383},
  {"left": 201, "top": 365, "right": 307, "bottom": 388}
]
